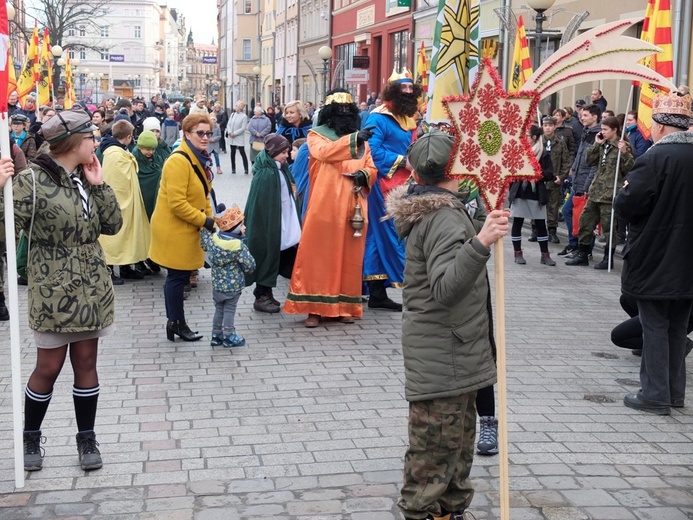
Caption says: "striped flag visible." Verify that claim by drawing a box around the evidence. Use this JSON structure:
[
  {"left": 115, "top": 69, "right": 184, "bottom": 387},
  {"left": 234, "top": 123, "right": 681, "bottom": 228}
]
[
  {"left": 426, "top": 0, "right": 480, "bottom": 124},
  {"left": 637, "top": 0, "right": 673, "bottom": 140},
  {"left": 508, "top": 15, "right": 533, "bottom": 93},
  {"left": 416, "top": 42, "right": 428, "bottom": 94},
  {"left": 17, "top": 25, "right": 39, "bottom": 104},
  {"left": 37, "top": 28, "right": 52, "bottom": 106},
  {"left": 7, "top": 49, "right": 17, "bottom": 102},
  {"left": 64, "top": 54, "right": 75, "bottom": 109}
]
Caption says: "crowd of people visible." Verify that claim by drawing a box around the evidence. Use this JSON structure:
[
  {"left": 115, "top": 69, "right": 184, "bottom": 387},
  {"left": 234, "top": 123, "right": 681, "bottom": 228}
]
[{"left": 0, "top": 77, "right": 692, "bottom": 520}]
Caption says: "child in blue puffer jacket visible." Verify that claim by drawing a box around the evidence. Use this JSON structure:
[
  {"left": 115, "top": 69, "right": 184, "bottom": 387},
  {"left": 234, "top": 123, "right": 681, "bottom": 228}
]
[{"left": 201, "top": 206, "right": 256, "bottom": 348}]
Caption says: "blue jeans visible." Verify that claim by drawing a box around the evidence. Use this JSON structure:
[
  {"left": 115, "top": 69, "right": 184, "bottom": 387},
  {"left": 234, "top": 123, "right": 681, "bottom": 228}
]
[
  {"left": 210, "top": 150, "right": 220, "bottom": 167},
  {"left": 562, "top": 192, "right": 577, "bottom": 248},
  {"left": 212, "top": 289, "right": 241, "bottom": 334}
]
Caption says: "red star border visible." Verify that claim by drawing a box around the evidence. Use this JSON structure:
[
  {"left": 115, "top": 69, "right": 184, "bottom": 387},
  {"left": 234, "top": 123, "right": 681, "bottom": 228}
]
[{"left": 442, "top": 58, "right": 542, "bottom": 211}]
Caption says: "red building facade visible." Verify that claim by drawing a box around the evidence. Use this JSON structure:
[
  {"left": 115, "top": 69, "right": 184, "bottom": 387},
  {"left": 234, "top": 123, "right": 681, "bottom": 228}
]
[{"left": 330, "top": 0, "right": 413, "bottom": 101}]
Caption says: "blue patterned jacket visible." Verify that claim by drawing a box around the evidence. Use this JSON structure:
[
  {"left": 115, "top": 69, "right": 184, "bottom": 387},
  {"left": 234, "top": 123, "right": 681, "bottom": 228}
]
[{"left": 201, "top": 229, "right": 256, "bottom": 293}]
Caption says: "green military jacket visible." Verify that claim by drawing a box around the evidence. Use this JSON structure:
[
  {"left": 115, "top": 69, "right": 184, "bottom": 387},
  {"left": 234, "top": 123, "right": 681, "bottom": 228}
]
[
  {"left": 545, "top": 135, "right": 570, "bottom": 189},
  {"left": 13, "top": 155, "right": 123, "bottom": 333},
  {"left": 585, "top": 140, "right": 634, "bottom": 204}
]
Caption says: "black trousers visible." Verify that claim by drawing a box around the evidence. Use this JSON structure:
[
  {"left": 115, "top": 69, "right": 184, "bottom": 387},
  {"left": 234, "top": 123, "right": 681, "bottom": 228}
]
[
  {"left": 253, "top": 247, "right": 297, "bottom": 298},
  {"left": 219, "top": 129, "right": 227, "bottom": 152},
  {"left": 163, "top": 268, "right": 191, "bottom": 321},
  {"left": 229, "top": 145, "right": 248, "bottom": 172}
]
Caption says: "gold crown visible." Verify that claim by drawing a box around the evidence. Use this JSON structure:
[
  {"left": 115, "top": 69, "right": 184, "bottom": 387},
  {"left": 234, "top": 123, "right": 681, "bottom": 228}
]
[
  {"left": 325, "top": 92, "right": 353, "bottom": 105},
  {"left": 214, "top": 205, "right": 244, "bottom": 232},
  {"left": 388, "top": 68, "right": 413, "bottom": 83},
  {"left": 653, "top": 91, "right": 692, "bottom": 117}
]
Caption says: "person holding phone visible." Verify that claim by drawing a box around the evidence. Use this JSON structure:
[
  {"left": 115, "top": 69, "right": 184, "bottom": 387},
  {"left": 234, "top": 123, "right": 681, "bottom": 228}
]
[
  {"left": 566, "top": 116, "right": 633, "bottom": 268},
  {"left": 12, "top": 107, "right": 123, "bottom": 472}
]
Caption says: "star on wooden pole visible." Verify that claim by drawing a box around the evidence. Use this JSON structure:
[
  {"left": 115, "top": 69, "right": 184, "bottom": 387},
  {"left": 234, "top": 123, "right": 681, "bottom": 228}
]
[{"left": 442, "top": 58, "right": 542, "bottom": 211}]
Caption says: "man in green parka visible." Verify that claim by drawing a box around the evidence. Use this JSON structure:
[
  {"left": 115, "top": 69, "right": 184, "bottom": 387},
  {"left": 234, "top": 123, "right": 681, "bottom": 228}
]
[{"left": 244, "top": 133, "right": 301, "bottom": 313}]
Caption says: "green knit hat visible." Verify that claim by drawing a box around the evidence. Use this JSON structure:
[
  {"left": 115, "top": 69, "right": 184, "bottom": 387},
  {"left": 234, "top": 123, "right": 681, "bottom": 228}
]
[
  {"left": 408, "top": 129, "right": 455, "bottom": 180},
  {"left": 137, "top": 130, "right": 158, "bottom": 149}
]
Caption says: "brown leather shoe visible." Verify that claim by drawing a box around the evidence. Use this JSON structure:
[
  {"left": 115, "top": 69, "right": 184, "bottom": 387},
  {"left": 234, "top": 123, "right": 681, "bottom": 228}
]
[
  {"left": 304, "top": 314, "right": 320, "bottom": 328},
  {"left": 253, "top": 295, "right": 280, "bottom": 314}
]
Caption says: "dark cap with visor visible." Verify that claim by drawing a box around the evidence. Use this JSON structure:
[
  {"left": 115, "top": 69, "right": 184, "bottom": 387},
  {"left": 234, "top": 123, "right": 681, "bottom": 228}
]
[{"left": 40, "top": 107, "right": 98, "bottom": 143}]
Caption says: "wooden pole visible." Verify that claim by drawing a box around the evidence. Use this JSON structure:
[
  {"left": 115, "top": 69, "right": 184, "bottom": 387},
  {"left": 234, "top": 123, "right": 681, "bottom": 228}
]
[
  {"left": 608, "top": 84, "right": 634, "bottom": 273},
  {"left": 494, "top": 238, "right": 510, "bottom": 518}
]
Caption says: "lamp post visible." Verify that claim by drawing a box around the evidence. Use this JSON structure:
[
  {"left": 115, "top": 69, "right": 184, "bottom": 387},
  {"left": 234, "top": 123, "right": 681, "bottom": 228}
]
[
  {"left": 81, "top": 67, "right": 89, "bottom": 100},
  {"left": 205, "top": 79, "right": 212, "bottom": 101},
  {"left": 526, "top": 0, "right": 557, "bottom": 72},
  {"left": 98, "top": 73, "right": 103, "bottom": 104},
  {"left": 50, "top": 45, "right": 63, "bottom": 104},
  {"left": 221, "top": 75, "right": 228, "bottom": 108},
  {"left": 252, "top": 66, "right": 261, "bottom": 106},
  {"left": 318, "top": 45, "right": 332, "bottom": 100}
]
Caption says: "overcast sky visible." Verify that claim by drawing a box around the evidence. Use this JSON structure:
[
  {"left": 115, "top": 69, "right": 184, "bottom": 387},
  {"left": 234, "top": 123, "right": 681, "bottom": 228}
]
[{"left": 165, "top": 0, "right": 219, "bottom": 45}]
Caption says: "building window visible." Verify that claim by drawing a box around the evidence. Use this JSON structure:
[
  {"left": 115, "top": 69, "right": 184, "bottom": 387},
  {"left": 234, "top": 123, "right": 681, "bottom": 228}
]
[
  {"left": 80, "top": 49, "right": 86, "bottom": 60},
  {"left": 391, "top": 30, "right": 408, "bottom": 72},
  {"left": 134, "top": 26, "right": 141, "bottom": 38},
  {"left": 243, "top": 39, "right": 251, "bottom": 60},
  {"left": 68, "top": 49, "right": 75, "bottom": 59},
  {"left": 100, "top": 48, "right": 109, "bottom": 60},
  {"left": 244, "top": 0, "right": 252, "bottom": 13},
  {"left": 335, "top": 42, "right": 357, "bottom": 99},
  {"left": 100, "top": 26, "right": 109, "bottom": 38},
  {"left": 78, "top": 26, "right": 85, "bottom": 37},
  {"left": 68, "top": 27, "right": 75, "bottom": 37}
]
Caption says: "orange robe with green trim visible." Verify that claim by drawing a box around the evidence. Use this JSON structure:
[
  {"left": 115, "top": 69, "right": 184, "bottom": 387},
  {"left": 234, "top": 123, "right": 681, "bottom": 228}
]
[{"left": 283, "top": 128, "right": 377, "bottom": 318}]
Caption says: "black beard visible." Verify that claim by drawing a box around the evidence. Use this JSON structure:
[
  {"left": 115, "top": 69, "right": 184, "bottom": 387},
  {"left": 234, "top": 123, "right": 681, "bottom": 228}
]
[
  {"left": 319, "top": 102, "right": 362, "bottom": 136},
  {"left": 390, "top": 92, "right": 419, "bottom": 118},
  {"left": 328, "top": 114, "right": 362, "bottom": 136}
]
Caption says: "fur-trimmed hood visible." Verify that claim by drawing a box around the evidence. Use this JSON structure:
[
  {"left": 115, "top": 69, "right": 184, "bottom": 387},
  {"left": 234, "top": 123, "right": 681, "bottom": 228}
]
[
  {"left": 650, "top": 129, "right": 693, "bottom": 148},
  {"left": 386, "top": 184, "right": 467, "bottom": 239}
]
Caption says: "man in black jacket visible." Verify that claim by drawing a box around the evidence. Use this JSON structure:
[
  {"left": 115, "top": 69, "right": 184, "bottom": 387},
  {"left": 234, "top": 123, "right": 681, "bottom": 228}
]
[
  {"left": 614, "top": 89, "right": 693, "bottom": 415},
  {"left": 213, "top": 103, "right": 229, "bottom": 153}
]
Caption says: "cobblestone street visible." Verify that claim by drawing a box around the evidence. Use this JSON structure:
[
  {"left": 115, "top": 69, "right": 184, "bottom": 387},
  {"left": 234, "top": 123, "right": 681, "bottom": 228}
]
[{"left": 1, "top": 149, "right": 692, "bottom": 519}]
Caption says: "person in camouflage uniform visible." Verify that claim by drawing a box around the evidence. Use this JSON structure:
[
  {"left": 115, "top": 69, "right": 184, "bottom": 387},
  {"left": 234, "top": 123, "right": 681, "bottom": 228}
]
[
  {"left": 542, "top": 116, "right": 571, "bottom": 243},
  {"left": 567, "top": 116, "right": 634, "bottom": 269},
  {"left": 387, "top": 130, "right": 509, "bottom": 520},
  {"left": 13, "top": 107, "right": 123, "bottom": 473}
]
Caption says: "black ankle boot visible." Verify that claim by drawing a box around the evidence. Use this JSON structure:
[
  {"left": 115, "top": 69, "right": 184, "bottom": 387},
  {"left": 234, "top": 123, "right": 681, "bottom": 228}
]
[
  {"left": 24, "top": 430, "right": 44, "bottom": 471},
  {"left": 368, "top": 280, "right": 402, "bottom": 311},
  {"left": 0, "top": 292, "right": 8, "bottom": 321},
  {"left": 76, "top": 430, "right": 103, "bottom": 470},
  {"left": 594, "top": 248, "right": 615, "bottom": 270},
  {"left": 565, "top": 245, "right": 590, "bottom": 266},
  {"left": 166, "top": 320, "right": 203, "bottom": 342}
]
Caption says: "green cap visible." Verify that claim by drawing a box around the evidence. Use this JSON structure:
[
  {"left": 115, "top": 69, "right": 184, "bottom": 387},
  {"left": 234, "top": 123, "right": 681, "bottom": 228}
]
[
  {"left": 137, "top": 130, "right": 158, "bottom": 149},
  {"left": 408, "top": 129, "right": 455, "bottom": 180}
]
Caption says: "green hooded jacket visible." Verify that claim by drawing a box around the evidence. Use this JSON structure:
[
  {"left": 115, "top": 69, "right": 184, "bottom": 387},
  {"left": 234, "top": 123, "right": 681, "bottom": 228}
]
[{"left": 244, "top": 149, "right": 299, "bottom": 287}]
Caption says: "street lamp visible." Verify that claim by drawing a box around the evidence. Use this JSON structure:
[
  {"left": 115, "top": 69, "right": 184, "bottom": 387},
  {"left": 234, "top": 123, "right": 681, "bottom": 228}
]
[
  {"left": 526, "top": 0, "right": 556, "bottom": 72},
  {"left": 205, "top": 78, "right": 212, "bottom": 100},
  {"left": 221, "top": 75, "right": 228, "bottom": 108},
  {"left": 318, "top": 45, "right": 332, "bottom": 99},
  {"left": 50, "top": 44, "right": 63, "bottom": 104},
  {"left": 252, "top": 66, "right": 260, "bottom": 106},
  {"left": 6, "top": 2, "right": 15, "bottom": 20}
]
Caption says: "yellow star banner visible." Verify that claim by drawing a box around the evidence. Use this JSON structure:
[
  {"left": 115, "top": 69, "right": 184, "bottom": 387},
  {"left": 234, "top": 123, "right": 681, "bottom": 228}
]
[{"left": 426, "top": 0, "right": 480, "bottom": 124}]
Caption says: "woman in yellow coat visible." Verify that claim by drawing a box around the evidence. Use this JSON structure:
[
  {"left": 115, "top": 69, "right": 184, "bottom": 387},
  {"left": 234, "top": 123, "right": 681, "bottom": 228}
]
[
  {"left": 98, "top": 120, "right": 151, "bottom": 281},
  {"left": 149, "top": 113, "right": 214, "bottom": 342}
]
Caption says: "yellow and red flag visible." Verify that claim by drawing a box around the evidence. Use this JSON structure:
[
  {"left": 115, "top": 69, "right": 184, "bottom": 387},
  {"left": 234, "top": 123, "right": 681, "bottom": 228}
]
[
  {"left": 64, "top": 54, "right": 75, "bottom": 109},
  {"left": 17, "top": 25, "right": 40, "bottom": 103},
  {"left": 416, "top": 42, "right": 428, "bottom": 94},
  {"left": 637, "top": 0, "right": 673, "bottom": 140},
  {"left": 7, "top": 49, "right": 16, "bottom": 102},
  {"left": 37, "top": 27, "right": 52, "bottom": 106},
  {"left": 508, "top": 15, "right": 533, "bottom": 93}
]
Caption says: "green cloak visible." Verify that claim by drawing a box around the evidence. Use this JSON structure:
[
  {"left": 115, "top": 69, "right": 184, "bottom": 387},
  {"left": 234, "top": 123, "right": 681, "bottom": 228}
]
[
  {"left": 132, "top": 147, "right": 163, "bottom": 220},
  {"left": 244, "top": 149, "right": 299, "bottom": 287}
]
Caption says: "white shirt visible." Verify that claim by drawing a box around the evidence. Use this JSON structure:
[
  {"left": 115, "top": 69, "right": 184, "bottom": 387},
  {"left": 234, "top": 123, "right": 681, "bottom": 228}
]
[{"left": 276, "top": 160, "right": 301, "bottom": 250}]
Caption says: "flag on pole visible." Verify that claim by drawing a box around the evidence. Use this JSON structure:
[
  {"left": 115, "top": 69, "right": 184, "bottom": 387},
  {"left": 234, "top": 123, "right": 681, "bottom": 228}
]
[
  {"left": 508, "top": 15, "right": 533, "bottom": 93},
  {"left": 426, "top": 0, "right": 480, "bottom": 124},
  {"left": 416, "top": 42, "right": 428, "bottom": 94},
  {"left": 637, "top": 0, "right": 673, "bottom": 140},
  {"left": 7, "top": 50, "right": 16, "bottom": 101},
  {"left": 17, "top": 25, "right": 39, "bottom": 104},
  {"left": 37, "top": 27, "right": 52, "bottom": 106},
  {"left": 0, "top": 1, "right": 8, "bottom": 112},
  {"left": 64, "top": 54, "right": 75, "bottom": 109}
]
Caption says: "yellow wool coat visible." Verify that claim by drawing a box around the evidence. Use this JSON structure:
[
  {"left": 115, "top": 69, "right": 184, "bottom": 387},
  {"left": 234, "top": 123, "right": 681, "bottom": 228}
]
[
  {"left": 99, "top": 144, "right": 152, "bottom": 264},
  {"left": 149, "top": 140, "right": 213, "bottom": 270}
]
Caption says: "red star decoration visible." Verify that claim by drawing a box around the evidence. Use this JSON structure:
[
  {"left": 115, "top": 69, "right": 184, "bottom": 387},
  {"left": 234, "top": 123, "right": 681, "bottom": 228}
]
[{"left": 442, "top": 58, "right": 542, "bottom": 211}]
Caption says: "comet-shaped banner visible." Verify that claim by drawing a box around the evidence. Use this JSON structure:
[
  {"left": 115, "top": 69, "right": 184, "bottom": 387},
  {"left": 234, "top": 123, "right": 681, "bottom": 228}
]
[{"left": 441, "top": 17, "right": 677, "bottom": 212}]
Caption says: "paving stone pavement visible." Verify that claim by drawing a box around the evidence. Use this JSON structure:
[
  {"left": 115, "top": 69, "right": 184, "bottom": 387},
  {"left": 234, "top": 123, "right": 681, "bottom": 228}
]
[{"left": 1, "top": 147, "right": 692, "bottom": 519}]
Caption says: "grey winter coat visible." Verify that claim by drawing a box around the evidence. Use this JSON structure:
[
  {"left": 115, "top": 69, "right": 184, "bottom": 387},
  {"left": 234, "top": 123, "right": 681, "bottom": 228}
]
[
  {"left": 227, "top": 111, "right": 249, "bottom": 146},
  {"left": 248, "top": 115, "right": 272, "bottom": 145},
  {"left": 571, "top": 125, "right": 599, "bottom": 194},
  {"left": 387, "top": 184, "right": 497, "bottom": 402},
  {"left": 207, "top": 124, "right": 222, "bottom": 154}
]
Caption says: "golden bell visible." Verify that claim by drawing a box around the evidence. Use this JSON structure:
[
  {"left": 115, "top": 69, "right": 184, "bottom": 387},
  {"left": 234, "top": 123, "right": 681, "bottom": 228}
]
[{"left": 349, "top": 202, "right": 365, "bottom": 237}]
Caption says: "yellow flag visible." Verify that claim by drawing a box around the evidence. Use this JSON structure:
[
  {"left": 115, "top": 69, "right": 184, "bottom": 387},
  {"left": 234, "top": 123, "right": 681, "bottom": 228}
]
[
  {"left": 17, "top": 26, "right": 39, "bottom": 103},
  {"left": 508, "top": 16, "right": 533, "bottom": 93},
  {"left": 7, "top": 50, "right": 17, "bottom": 101},
  {"left": 37, "top": 27, "right": 52, "bottom": 106},
  {"left": 64, "top": 54, "right": 75, "bottom": 109}
]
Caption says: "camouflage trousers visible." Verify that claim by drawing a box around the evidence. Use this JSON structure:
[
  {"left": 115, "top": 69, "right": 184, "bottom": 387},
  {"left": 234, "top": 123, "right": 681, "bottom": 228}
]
[
  {"left": 398, "top": 392, "right": 477, "bottom": 520},
  {"left": 546, "top": 183, "right": 563, "bottom": 231}
]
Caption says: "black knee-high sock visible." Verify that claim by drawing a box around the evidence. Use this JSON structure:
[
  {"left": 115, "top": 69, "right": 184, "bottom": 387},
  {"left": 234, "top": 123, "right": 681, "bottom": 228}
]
[
  {"left": 24, "top": 385, "right": 53, "bottom": 432},
  {"left": 476, "top": 385, "right": 496, "bottom": 417},
  {"left": 536, "top": 219, "right": 549, "bottom": 253},
  {"left": 73, "top": 385, "right": 100, "bottom": 432},
  {"left": 511, "top": 217, "right": 524, "bottom": 252}
]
